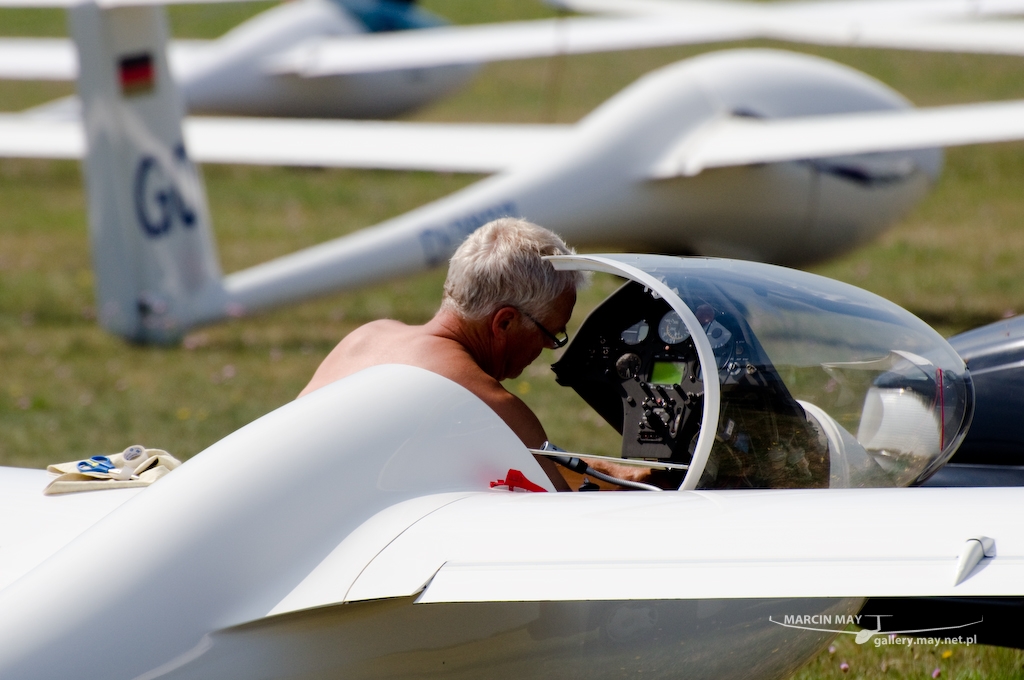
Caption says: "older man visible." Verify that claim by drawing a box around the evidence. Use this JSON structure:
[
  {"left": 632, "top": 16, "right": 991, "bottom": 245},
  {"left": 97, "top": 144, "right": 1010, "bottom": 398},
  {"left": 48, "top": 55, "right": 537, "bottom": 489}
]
[{"left": 299, "top": 218, "right": 582, "bottom": 489}]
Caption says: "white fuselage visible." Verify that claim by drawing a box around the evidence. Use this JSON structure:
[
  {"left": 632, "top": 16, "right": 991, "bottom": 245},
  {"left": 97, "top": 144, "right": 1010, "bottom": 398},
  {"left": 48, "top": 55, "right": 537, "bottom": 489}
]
[
  {"left": 222, "top": 50, "right": 942, "bottom": 318},
  {"left": 175, "top": 0, "right": 477, "bottom": 118},
  {"left": 1, "top": 365, "right": 1020, "bottom": 679},
  {"left": 0, "top": 366, "right": 846, "bottom": 680},
  {"left": 63, "top": 0, "right": 947, "bottom": 343}
]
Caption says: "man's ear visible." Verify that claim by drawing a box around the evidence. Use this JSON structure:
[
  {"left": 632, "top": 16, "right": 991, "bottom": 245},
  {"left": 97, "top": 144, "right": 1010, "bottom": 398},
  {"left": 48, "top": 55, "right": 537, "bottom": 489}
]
[{"left": 491, "top": 306, "right": 518, "bottom": 337}]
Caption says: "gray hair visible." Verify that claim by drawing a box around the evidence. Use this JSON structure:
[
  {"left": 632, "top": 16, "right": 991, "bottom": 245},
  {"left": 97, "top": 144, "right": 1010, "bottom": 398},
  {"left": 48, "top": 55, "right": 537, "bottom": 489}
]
[{"left": 441, "top": 218, "right": 584, "bottom": 320}]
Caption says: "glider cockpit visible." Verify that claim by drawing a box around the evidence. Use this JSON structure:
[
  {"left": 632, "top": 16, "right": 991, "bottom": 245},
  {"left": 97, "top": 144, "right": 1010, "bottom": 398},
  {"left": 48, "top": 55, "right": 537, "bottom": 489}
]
[
  {"left": 549, "top": 255, "right": 974, "bottom": 490},
  {"left": 0, "top": 255, "right": 1015, "bottom": 680}
]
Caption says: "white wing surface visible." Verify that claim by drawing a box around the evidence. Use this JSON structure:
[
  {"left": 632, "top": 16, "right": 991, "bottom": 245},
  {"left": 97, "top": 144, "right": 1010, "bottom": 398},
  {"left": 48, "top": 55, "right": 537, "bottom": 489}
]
[
  {"left": 0, "top": 16, "right": 750, "bottom": 82},
  {"left": 0, "top": 0, "right": 258, "bottom": 6},
  {"left": 762, "top": 0, "right": 1024, "bottom": 21},
  {"left": 0, "top": 466, "right": 142, "bottom": 592},
  {"left": 7, "top": 96, "right": 1024, "bottom": 176},
  {"left": 0, "top": 38, "right": 76, "bottom": 80},
  {"left": 182, "top": 118, "right": 573, "bottom": 172},
  {"left": 651, "top": 98, "right": 1024, "bottom": 177},
  {"left": 268, "top": 16, "right": 754, "bottom": 77},
  {"left": 5, "top": 4, "right": 1024, "bottom": 82},
  {"left": 273, "top": 487, "right": 1024, "bottom": 614},
  {"left": 0, "top": 115, "right": 82, "bottom": 158},
  {"left": 551, "top": 0, "right": 1024, "bottom": 20},
  {"left": 0, "top": 38, "right": 215, "bottom": 81},
  {"left": 546, "top": 0, "right": 1024, "bottom": 58},
  {"left": 546, "top": 0, "right": 757, "bottom": 17},
  {"left": 770, "top": 19, "right": 1024, "bottom": 56},
  {"left": 6, "top": 97, "right": 1024, "bottom": 176},
  {"left": 0, "top": 113, "right": 572, "bottom": 172}
]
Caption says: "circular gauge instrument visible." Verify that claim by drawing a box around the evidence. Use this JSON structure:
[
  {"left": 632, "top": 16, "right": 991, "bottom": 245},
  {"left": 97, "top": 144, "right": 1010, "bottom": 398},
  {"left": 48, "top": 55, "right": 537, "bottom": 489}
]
[
  {"left": 621, "top": 320, "right": 649, "bottom": 346},
  {"left": 658, "top": 311, "right": 691, "bottom": 345},
  {"left": 705, "top": 320, "right": 733, "bottom": 349},
  {"left": 615, "top": 353, "right": 642, "bottom": 380}
]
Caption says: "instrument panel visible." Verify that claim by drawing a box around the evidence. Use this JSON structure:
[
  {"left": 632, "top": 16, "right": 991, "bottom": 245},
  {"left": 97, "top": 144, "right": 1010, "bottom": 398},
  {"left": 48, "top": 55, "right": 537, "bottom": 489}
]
[
  {"left": 614, "top": 307, "right": 704, "bottom": 461},
  {"left": 553, "top": 279, "right": 829, "bottom": 488},
  {"left": 554, "top": 282, "right": 752, "bottom": 462}
]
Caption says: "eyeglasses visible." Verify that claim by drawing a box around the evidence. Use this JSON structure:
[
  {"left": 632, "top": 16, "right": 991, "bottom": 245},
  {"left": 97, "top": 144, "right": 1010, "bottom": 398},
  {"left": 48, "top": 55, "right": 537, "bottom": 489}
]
[{"left": 521, "top": 309, "right": 569, "bottom": 349}]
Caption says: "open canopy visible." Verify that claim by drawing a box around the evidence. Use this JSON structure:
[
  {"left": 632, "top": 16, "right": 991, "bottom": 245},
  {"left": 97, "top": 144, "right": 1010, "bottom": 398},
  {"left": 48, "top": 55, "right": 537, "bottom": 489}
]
[{"left": 550, "top": 255, "right": 973, "bottom": 490}]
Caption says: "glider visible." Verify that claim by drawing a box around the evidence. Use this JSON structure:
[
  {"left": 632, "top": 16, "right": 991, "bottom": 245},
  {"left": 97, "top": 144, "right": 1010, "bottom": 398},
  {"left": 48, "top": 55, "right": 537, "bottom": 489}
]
[
  {"left": 11, "top": 0, "right": 1024, "bottom": 343},
  {"left": 3, "top": 251, "right": 1021, "bottom": 678},
  {"left": 4, "top": 0, "right": 1024, "bottom": 350},
  {"left": 552, "top": 0, "right": 1024, "bottom": 60},
  {"left": 7, "top": 0, "right": 1024, "bottom": 119},
  {"left": 0, "top": 0, "right": 479, "bottom": 119}
]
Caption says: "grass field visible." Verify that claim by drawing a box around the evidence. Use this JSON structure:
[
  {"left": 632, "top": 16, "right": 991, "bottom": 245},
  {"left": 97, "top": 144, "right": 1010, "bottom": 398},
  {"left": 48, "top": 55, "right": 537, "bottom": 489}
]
[{"left": 2, "top": 1, "right": 1024, "bottom": 676}]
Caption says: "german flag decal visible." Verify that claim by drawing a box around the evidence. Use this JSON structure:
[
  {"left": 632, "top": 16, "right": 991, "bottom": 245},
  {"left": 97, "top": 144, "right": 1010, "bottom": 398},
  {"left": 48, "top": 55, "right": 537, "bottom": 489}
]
[{"left": 119, "top": 53, "right": 155, "bottom": 96}]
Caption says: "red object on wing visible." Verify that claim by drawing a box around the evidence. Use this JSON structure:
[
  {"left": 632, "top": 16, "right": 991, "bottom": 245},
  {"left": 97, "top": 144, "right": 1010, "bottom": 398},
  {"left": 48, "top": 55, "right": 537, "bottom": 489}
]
[
  {"left": 489, "top": 469, "right": 547, "bottom": 492},
  {"left": 119, "top": 53, "right": 154, "bottom": 95}
]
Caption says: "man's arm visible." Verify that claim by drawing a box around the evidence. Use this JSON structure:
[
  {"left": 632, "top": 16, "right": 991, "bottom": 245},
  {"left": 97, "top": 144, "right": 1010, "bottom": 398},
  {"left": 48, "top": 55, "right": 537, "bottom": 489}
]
[{"left": 470, "top": 387, "right": 570, "bottom": 492}]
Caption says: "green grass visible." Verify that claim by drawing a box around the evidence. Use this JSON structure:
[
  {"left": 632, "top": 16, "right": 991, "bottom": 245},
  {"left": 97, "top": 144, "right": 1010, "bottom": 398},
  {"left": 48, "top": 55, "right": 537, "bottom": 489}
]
[
  {"left": 2, "top": 2, "right": 1024, "bottom": 676},
  {"left": 792, "top": 629, "right": 1024, "bottom": 680}
]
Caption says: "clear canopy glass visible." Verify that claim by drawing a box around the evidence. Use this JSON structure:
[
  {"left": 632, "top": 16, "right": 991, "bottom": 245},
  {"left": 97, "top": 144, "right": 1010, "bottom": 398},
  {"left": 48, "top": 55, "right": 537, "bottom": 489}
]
[{"left": 550, "top": 255, "right": 974, "bottom": 490}]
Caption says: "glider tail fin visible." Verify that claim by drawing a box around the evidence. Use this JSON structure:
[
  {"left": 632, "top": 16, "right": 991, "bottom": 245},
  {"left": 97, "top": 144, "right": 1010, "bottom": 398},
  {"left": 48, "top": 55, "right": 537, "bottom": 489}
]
[{"left": 70, "top": 2, "right": 227, "bottom": 343}]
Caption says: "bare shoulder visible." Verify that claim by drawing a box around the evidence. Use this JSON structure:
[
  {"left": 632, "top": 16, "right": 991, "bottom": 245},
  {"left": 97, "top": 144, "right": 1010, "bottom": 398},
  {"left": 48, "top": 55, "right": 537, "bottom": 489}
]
[
  {"left": 298, "top": 319, "right": 413, "bottom": 397},
  {"left": 340, "top": 318, "right": 409, "bottom": 346},
  {"left": 458, "top": 374, "right": 546, "bottom": 448},
  {"left": 299, "top": 317, "right": 548, "bottom": 447}
]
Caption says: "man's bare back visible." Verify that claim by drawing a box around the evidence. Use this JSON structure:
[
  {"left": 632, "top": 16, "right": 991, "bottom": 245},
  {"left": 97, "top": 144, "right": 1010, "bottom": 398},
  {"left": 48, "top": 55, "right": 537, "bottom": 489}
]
[
  {"left": 298, "top": 314, "right": 549, "bottom": 448},
  {"left": 297, "top": 218, "right": 584, "bottom": 491}
]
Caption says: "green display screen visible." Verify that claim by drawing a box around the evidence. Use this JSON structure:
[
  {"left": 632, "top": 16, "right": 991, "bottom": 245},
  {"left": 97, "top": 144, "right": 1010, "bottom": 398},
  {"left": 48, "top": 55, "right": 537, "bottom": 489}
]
[{"left": 650, "top": 361, "right": 685, "bottom": 385}]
